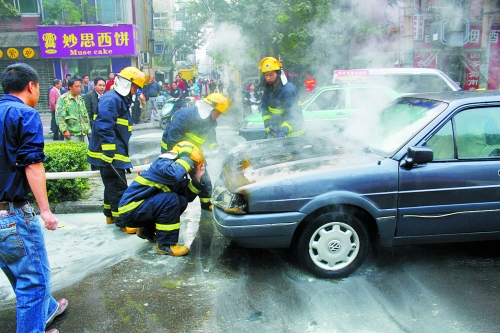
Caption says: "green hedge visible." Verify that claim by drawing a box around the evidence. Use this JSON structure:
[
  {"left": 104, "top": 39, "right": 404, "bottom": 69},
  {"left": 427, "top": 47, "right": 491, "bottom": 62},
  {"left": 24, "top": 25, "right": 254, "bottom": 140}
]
[{"left": 42, "top": 141, "right": 90, "bottom": 203}]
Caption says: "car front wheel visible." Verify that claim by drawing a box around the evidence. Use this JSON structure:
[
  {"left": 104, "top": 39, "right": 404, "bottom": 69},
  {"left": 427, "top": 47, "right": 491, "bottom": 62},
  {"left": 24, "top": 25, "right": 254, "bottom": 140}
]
[{"left": 297, "top": 212, "right": 370, "bottom": 279}]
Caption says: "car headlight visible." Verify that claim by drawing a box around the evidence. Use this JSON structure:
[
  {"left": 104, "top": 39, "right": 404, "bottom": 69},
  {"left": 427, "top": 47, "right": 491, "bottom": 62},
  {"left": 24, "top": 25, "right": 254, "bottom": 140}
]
[{"left": 211, "top": 186, "right": 248, "bottom": 214}]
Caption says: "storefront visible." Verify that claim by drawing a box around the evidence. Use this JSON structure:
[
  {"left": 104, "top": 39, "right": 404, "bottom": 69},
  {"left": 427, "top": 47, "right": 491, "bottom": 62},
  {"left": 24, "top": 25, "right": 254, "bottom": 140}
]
[{"left": 37, "top": 24, "right": 141, "bottom": 81}]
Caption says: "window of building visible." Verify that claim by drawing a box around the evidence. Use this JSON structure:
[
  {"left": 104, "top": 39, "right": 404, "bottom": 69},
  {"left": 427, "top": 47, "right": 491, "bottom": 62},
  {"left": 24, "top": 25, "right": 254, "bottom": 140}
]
[
  {"left": 96, "top": 0, "right": 126, "bottom": 23},
  {"left": 8, "top": 0, "right": 38, "bottom": 14},
  {"left": 154, "top": 12, "right": 169, "bottom": 30}
]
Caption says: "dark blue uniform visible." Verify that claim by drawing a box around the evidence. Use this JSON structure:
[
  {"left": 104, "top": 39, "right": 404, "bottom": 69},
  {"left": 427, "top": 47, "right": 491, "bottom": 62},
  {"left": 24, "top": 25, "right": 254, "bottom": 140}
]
[
  {"left": 118, "top": 156, "right": 203, "bottom": 244},
  {"left": 160, "top": 105, "right": 217, "bottom": 209},
  {"left": 87, "top": 90, "right": 133, "bottom": 225},
  {"left": 261, "top": 80, "right": 305, "bottom": 137}
]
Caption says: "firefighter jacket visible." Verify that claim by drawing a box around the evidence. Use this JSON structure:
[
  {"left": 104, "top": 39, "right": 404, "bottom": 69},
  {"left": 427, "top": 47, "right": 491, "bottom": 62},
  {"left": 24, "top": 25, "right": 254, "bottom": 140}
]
[
  {"left": 261, "top": 81, "right": 305, "bottom": 137},
  {"left": 117, "top": 156, "right": 204, "bottom": 215},
  {"left": 87, "top": 90, "right": 133, "bottom": 169},
  {"left": 160, "top": 105, "right": 217, "bottom": 153},
  {"left": 55, "top": 91, "right": 91, "bottom": 136}
]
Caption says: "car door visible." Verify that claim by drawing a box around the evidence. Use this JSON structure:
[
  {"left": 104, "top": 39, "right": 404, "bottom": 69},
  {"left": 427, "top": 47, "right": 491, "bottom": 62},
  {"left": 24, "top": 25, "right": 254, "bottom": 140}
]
[
  {"left": 396, "top": 105, "right": 500, "bottom": 238},
  {"left": 302, "top": 88, "right": 348, "bottom": 132}
]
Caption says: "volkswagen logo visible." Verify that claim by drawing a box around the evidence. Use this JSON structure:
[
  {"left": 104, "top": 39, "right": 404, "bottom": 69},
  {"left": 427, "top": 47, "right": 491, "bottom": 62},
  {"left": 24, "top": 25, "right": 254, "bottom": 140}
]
[{"left": 328, "top": 240, "right": 341, "bottom": 254}]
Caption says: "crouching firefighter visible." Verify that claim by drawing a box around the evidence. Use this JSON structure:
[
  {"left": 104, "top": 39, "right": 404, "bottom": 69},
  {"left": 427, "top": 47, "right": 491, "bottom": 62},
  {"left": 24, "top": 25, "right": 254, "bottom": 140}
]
[
  {"left": 118, "top": 141, "right": 205, "bottom": 256},
  {"left": 160, "top": 92, "right": 229, "bottom": 211}
]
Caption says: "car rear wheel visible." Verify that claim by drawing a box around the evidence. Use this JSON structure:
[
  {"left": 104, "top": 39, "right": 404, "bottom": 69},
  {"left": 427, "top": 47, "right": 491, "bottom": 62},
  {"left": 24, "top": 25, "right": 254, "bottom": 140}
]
[{"left": 297, "top": 212, "right": 370, "bottom": 279}]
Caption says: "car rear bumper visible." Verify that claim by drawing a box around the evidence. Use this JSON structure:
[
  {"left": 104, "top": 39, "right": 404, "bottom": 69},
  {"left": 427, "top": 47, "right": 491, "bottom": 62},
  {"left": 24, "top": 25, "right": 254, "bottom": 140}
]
[{"left": 213, "top": 206, "right": 306, "bottom": 248}]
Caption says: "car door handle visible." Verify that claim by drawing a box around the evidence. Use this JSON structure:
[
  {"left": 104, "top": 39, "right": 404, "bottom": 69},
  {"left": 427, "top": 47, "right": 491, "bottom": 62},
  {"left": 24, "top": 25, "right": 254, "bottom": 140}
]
[{"left": 336, "top": 111, "right": 347, "bottom": 116}]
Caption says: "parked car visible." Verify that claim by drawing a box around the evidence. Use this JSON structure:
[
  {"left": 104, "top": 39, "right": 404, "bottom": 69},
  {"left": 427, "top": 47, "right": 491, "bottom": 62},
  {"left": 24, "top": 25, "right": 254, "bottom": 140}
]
[
  {"left": 239, "top": 84, "right": 401, "bottom": 140},
  {"left": 212, "top": 90, "right": 500, "bottom": 278},
  {"left": 346, "top": 67, "right": 462, "bottom": 94}
]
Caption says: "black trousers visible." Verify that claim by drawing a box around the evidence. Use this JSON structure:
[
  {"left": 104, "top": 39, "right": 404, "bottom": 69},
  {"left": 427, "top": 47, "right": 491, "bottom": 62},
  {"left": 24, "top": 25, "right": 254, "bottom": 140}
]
[
  {"left": 50, "top": 111, "right": 61, "bottom": 140},
  {"left": 99, "top": 165, "right": 128, "bottom": 227}
]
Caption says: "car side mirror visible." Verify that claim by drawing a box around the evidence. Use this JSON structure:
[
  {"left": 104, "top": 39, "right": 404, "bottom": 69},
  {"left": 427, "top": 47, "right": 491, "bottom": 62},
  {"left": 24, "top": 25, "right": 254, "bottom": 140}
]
[{"left": 401, "top": 146, "right": 433, "bottom": 168}]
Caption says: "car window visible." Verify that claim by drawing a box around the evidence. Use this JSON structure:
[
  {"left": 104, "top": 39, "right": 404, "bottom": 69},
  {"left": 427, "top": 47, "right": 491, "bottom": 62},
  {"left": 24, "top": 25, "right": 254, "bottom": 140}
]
[
  {"left": 350, "top": 88, "right": 392, "bottom": 109},
  {"left": 427, "top": 107, "right": 500, "bottom": 159},
  {"left": 419, "top": 75, "right": 453, "bottom": 92},
  {"left": 455, "top": 107, "right": 500, "bottom": 158},
  {"left": 306, "top": 89, "right": 346, "bottom": 111},
  {"left": 426, "top": 121, "right": 454, "bottom": 160}
]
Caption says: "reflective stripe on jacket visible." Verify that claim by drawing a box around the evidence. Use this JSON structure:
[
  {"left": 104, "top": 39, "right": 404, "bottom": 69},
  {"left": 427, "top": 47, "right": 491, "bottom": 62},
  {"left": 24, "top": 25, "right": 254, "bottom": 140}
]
[
  {"left": 161, "top": 105, "right": 217, "bottom": 152},
  {"left": 87, "top": 90, "right": 133, "bottom": 169},
  {"left": 261, "top": 81, "right": 305, "bottom": 137}
]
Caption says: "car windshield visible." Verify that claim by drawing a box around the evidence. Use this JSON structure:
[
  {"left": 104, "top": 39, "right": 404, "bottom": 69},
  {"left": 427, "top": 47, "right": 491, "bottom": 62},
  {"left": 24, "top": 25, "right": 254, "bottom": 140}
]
[{"left": 342, "top": 97, "right": 448, "bottom": 156}]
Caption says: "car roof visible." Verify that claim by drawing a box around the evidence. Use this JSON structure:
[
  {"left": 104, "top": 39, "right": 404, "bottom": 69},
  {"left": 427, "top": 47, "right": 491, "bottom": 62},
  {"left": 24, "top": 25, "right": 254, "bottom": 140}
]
[
  {"left": 315, "top": 83, "right": 397, "bottom": 91},
  {"left": 354, "top": 67, "right": 449, "bottom": 75},
  {"left": 396, "top": 90, "right": 500, "bottom": 104}
]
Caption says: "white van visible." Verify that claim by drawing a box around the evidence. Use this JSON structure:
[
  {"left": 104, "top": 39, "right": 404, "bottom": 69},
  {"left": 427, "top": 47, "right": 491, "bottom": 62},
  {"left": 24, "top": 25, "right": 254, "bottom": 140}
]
[{"left": 334, "top": 68, "right": 461, "bottom": 94}]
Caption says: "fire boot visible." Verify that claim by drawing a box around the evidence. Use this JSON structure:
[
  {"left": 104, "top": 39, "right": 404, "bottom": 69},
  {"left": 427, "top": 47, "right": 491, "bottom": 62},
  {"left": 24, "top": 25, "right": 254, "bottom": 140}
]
[
  {"left": 156, "top": 243, "right": 189, "bottom": 256},
  {"left": 137, "top": 227, "right": 156, "bottom": 242},
  {"left": 120, "top": 226, "right": 138, "bottom": 234},
  {"left": 106, "top": 216, "right": 114, "bottom": 224}
]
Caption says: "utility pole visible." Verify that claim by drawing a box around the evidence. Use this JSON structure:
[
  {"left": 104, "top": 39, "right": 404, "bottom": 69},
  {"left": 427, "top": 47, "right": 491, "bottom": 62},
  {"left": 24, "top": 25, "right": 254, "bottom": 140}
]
[{"left": 479, "top": 0, "right": 494, "bottom": 89}]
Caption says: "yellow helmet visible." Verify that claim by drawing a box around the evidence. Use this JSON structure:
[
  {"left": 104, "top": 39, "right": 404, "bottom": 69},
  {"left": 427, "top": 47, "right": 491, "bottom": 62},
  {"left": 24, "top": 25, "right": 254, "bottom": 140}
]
[
  {"left": 202, "top": 93, "right": 230, "bottom": 114},
  {"left": 259, "top": 57, "right": 282, "bottom": 73},
  {"left": 171, "top": 141, "right": 204, "bottom": 164},
  {"left": 117, "top": 67, "right": 147, "bottom": 89}
]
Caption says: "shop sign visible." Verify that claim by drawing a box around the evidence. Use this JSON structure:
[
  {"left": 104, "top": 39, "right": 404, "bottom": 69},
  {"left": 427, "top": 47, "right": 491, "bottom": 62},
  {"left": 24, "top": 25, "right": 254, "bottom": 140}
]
[
  {"left": 464, "top": 52, "right": 480, "bottom": 90},
  {"left": 413, "top": 15, "right": 424, "bottom": 41},
  {"left": 413, "top": 51, "right": 437, "bottom": 68},
  {"left": 37, "top": 24, "right": 140, "bottom": 58}
]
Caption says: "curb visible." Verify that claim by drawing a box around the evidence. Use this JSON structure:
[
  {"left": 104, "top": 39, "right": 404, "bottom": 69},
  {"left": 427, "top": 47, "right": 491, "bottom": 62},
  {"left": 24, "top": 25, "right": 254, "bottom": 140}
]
[{"left": 32, "top": 202, "right": 103, "bottom": 214}]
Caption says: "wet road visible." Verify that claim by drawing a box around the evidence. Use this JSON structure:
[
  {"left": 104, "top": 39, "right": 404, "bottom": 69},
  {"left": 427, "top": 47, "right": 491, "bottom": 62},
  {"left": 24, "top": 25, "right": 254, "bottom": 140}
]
[{"left": 1, "top": 111, "right": 500, "bottom": 332}]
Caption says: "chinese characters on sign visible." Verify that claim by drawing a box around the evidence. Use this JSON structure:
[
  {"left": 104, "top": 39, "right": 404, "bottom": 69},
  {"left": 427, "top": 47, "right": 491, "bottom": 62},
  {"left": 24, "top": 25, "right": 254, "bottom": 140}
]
[
  {"left": 413, "top": 15, "right": 424, "bottom": 41},
  {"left": 37, "top": 24, "right": 140, "bottom": 58},
  {"left": 333, "top": 70, "right": 370, "bottom": 83},
  {"left": 464, "top": 52, "right": 480, "bottom": 90}
]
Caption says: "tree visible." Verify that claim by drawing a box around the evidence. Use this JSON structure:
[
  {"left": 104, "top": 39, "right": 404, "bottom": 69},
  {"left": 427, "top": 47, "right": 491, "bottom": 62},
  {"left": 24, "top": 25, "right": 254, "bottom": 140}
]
[{"left": 0, "top": 0, "right": 20, "bottom": 20}]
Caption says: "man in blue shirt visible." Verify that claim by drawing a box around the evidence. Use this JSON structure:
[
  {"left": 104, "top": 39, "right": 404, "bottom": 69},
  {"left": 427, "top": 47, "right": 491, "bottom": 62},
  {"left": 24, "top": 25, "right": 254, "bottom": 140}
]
[{"left": 0, "top": 63, "right": 67, "bottom": 333}]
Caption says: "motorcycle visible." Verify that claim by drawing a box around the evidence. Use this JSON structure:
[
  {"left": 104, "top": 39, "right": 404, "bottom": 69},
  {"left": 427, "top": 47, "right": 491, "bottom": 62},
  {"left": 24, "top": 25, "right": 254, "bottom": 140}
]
[{"left": 159, "top": 96, "right": 197, "bottom": 130}]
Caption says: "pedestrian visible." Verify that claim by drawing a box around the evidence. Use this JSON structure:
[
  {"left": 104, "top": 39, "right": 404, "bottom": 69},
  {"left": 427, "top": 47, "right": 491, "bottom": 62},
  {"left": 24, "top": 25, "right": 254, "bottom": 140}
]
[
  {"left": 81, "top": 74, "right": 92, "bottom": 95},
  {"left": 131, "top": 88, "right": 145, "bottom": 124},
  {"left": 217, "top": 79, "right": 224, "bottom": 94},
  {"left": 0, "top": 62, "right": 68, "bottom": 333},
  {"left": 243, "top": 83, "right": 260, "bottom": 117},
  {"left": 55, "top": 75, "right": 91, "bottom": 143},
  {"left": 87, "top": 66, "right": 146, "bottom": 233},
  {"left": 61, "top": 73, "right": 71, "bottom": 90},
  {"left": 175, "top": 74, "right": 187, "bottom": 98},
  {"left": 160, "top": 92, "right": 229, "bottom": 210},
  {"left": 304, "top": 73, "right": 317, "bottom": 93},
  {"left": 227, "top": 80, "right": 236, "bottom": 101},
  {"left": 177, "top": 73, "right": 189, "bottom": 97},
  {"left": 118, "top": 141, "right": 205, "bottom": 256},
  {"left": 105, "top": 72, "right": 115, "bottom": 91},
  {"left": 259, "top": 56, "right": 305, "bottom": 138},
  {"left": 48, "top": 78, "right": 63, "bottom": 140},
  {"left": 169, "top": 81, "right": 184, "bottom": 111},
  {"left": 83, "top": 76, "right": 106, "bottom": 127},
  {"left": 209, "top": 79, "right": 216, "bottom": 94},
  {"left": 145, "top": 74, "right": 160, "bottom": 122}
]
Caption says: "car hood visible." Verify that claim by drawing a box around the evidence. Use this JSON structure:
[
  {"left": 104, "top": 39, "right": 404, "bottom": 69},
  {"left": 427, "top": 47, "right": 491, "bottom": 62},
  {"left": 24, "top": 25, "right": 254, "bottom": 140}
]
[{"left": 220, "top": 136, "right": 381, "bottom": 191}]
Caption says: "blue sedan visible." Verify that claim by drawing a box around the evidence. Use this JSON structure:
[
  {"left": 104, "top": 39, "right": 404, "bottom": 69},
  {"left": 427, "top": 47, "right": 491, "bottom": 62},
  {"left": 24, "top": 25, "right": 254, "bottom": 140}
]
[{"left": 212, "top": 90, "right": 500, "bottom": 278}]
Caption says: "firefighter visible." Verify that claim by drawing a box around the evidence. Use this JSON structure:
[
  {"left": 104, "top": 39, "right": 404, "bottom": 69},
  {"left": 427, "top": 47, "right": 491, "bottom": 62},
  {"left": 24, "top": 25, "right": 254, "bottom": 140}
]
[
  {"left": 118, "top": 141, "right": 205, "bottom": 256},
  {"left": 160, "top": 92, "right": 229, "bottom": 210},
  {"left": 259, "top": 57, "right": 306, "bottom": 138},
  {"left": 87, "top": 66, "right": 146, "bottom": 233}
]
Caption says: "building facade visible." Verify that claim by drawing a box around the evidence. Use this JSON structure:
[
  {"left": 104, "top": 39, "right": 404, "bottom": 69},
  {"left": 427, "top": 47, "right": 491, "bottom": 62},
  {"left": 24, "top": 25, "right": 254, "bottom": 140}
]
[{"left": 0, "top": 0, "right": 152, "bottom": 110}]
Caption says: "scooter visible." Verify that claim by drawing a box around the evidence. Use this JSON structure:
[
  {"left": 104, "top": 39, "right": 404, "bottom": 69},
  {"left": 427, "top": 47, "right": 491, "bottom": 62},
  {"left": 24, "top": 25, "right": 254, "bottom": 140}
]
[
  {"left": 159, "top": 96, "right": 175, "bottom": 130},
  {"left": 159, "top": 96, "right": 197, "bottom": 130}
]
